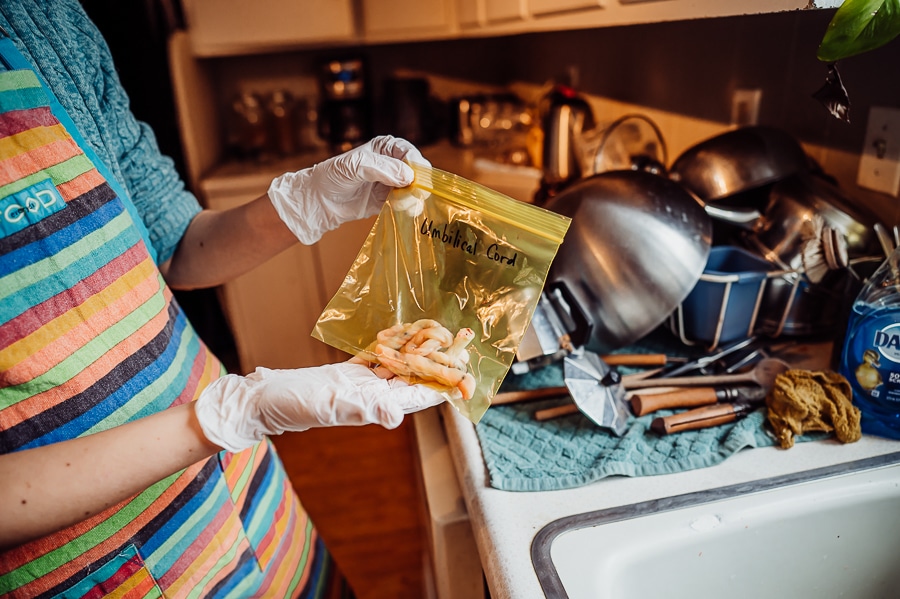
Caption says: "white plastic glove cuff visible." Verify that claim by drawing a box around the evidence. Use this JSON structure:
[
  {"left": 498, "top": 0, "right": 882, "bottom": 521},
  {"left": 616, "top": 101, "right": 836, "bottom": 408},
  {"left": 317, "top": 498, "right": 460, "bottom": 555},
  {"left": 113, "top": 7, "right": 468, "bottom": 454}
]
[
  {"left": 195, "top": 362, "right": 446, "bottom": 453},
  {"left": 268, "top": 135, "right": 430, "bottom": 245}
]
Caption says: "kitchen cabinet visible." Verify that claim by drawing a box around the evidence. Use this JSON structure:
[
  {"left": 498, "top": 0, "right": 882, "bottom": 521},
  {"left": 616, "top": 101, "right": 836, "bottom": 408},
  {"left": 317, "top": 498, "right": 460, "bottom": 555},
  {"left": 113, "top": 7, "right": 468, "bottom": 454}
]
[
  {"left": 178, "top": 0, "right": 840, "bottom": 54},
  {"left": 484, "top": 0, "right": 528, "bottom": 24},
  {"left": 528, "top": 0, "right": 604, "bottom": 16},
  {"left": 180, "top": 0, "right": 355, "bottom": 56},
  {"left": 457, "top": 0, "right": 483, "bottom": 28},
  {"left": 361, "top": 0, "right": 458, "bottom": 42},
  {"left": 473, "top": 0, "right": 823, "bottom": 35}
]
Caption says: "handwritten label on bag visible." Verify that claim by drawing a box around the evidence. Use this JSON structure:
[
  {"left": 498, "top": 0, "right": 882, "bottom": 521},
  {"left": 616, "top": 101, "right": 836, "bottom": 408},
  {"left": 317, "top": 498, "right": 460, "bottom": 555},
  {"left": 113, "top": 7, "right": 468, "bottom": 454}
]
[{"left": 420, "top": 217, "right": 518, "bottom": 267}]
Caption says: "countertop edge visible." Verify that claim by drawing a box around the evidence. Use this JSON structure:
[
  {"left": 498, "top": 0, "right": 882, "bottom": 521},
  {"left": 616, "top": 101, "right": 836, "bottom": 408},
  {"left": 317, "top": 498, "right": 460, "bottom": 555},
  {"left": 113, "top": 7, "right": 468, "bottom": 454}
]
[{"left": 442, "top": 402, "right": 900, "bottom": 599}]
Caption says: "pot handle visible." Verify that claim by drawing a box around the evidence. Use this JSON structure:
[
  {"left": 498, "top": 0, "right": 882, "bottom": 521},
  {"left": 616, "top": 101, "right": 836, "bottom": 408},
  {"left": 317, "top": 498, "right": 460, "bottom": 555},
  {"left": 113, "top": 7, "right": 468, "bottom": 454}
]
[
  {"left": 703, "top": 203, "right": 761, "bottom": 226},
  {"left": 547, "top": 282, "right": 594, "bottom": 350}
]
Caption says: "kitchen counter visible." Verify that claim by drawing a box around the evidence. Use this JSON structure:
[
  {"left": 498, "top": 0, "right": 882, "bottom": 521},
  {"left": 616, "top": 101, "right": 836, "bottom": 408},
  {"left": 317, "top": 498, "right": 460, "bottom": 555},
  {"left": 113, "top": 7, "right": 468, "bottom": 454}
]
[{"left": 440, "top": 365, "right": 900, "bottom": 598}]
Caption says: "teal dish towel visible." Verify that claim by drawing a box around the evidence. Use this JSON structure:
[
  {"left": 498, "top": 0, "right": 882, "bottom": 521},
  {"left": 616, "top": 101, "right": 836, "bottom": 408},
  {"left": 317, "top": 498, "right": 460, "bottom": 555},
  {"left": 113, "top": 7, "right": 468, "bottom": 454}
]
[{"left": 476, "top": 362, "right": 823, "bottom": 492}]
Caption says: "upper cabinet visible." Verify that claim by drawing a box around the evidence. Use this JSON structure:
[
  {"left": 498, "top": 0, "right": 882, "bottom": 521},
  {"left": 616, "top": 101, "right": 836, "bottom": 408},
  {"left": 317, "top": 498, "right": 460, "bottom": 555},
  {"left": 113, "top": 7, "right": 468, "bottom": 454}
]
[
  {"left": 484, "top": 0, "right": 528, "bottom": 24},
  {"left": 529, "top": 0, "right": 603, "bottom": 17},
  {"left": 181, "top": 0, "right": 355, "bottom": 56},
  {"left": 180, "top": 0, "right": 841, "bottom": 55},
  {"left": 361, "top": 0, "right": 457, "bottom": 42},
  {"left": 470, "top": 0, "right": 826, "bottom": 36}
]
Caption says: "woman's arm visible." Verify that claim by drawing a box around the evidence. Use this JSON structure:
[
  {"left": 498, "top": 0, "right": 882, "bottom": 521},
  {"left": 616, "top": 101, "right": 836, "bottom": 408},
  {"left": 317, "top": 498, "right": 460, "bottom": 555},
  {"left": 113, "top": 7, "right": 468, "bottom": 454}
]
[
  {"left": 159, "top": 193, "right": 296, "bottom": 289},
  {"left": 0, "top": 403, "right": 221, "bottom": 551},
  {"left": 159, "top": 136, "right": 429, "bottom": 289}
]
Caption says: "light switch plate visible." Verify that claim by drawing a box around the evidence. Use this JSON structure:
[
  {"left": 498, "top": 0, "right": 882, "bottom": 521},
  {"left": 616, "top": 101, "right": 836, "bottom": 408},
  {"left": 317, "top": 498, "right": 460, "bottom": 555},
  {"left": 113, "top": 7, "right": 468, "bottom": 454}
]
[{"left": 857, "top": 106, "right": 900, "bottom": 197}]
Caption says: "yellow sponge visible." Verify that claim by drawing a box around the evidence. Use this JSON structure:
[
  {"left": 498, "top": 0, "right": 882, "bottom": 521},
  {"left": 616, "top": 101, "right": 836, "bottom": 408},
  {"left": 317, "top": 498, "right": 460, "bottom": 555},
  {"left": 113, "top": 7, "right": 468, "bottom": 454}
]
[{"left": 766, "top": 369, "right": 861, "bottom": 449}]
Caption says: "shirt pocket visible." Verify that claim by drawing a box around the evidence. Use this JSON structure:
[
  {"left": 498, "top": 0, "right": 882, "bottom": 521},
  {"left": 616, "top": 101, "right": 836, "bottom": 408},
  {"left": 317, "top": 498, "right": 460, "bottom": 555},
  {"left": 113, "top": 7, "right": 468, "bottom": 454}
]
[{"left": 50, "top": 543, "right": 162, "bottom": 599}]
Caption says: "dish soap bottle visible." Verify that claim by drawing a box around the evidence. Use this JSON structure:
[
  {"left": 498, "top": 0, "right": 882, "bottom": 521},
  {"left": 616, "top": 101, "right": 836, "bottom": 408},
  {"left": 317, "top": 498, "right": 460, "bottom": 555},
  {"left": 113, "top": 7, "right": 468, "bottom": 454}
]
[{"left": 840, "top": 250, "right": 900, "bottom": 439}]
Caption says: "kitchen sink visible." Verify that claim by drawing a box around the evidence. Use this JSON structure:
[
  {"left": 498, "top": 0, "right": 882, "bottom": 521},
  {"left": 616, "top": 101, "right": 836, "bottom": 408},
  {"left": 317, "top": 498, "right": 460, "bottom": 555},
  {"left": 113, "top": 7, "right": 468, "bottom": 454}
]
[{"left": 532, "top": 451, "right": 900, "bottom": 599}]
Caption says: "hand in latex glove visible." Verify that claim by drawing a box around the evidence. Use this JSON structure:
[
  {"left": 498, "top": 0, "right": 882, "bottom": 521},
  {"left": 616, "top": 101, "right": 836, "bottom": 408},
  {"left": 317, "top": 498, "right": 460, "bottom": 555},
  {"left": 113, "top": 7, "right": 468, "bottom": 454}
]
[
  {"left": 194, "top": 360, "right": 446, "bottom": 453},
  {"left": 269, "top": 135, "right": 430, "bottom": 245}
]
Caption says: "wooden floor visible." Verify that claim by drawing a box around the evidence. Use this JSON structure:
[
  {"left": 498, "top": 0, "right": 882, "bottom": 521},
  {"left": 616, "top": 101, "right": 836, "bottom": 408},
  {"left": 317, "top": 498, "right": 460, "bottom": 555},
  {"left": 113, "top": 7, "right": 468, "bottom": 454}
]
[{"left": 272, "top": 420, "right": 429, "bottom": 599}]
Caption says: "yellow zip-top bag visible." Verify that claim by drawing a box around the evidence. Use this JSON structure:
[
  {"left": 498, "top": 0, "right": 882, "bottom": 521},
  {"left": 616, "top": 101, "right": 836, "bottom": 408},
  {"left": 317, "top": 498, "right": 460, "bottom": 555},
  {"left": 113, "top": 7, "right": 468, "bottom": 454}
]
[{"left": 312, "top": 163, "right": 571, "bottom": 423}]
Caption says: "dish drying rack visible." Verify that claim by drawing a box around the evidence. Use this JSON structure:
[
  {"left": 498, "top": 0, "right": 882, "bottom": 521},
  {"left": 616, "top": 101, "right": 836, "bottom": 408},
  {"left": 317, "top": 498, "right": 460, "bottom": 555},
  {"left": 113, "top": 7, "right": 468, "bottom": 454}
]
[
  {"left": 668, "top": 255, "right": 885, "bottom": 352},
  {"left": 667, "top": 267, "right": 804, "bottom": 352}
]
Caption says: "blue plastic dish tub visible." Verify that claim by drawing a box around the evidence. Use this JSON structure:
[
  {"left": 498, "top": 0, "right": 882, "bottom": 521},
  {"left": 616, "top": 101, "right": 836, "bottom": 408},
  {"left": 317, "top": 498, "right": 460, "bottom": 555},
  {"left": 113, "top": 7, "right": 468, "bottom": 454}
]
[{"left": 668, "top": 246, "right": 784, "bottom": 348}]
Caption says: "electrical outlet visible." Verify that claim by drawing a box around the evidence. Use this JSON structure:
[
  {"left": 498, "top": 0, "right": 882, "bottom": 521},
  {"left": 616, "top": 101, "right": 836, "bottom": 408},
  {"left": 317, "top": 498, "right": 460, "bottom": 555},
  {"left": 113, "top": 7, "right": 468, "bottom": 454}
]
[
  {"left": 731, "top": 89, "right": 762, "bottom": 127},
  {"left": 857, "top": 106, "right": 900, "bottom": 197}
]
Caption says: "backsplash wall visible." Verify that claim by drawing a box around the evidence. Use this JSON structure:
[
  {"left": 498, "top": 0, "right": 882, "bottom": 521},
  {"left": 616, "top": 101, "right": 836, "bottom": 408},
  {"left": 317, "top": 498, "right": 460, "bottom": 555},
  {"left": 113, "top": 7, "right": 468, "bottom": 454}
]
[
  {"left": 214, "top": 8, "right": 898, "bottom": 221},
  {"left": 353, "top": 8, "right": 900, "bottom": 222}
]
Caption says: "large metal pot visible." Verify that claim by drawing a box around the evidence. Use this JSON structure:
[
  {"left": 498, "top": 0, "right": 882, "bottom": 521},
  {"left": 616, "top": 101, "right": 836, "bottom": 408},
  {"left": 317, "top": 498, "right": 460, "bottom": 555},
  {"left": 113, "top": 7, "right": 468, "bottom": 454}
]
[
  {"left": 544, "top": 170, "right": 713, "bottom": 352},
  {"left": 747, "top": 173, "right": 881, "bottom": 337},
  {"left": 669, "top": 126, "right": 810, "bottom": 203},
  {"left": 746, "top": 172, "right": 880, "bottom": 269}
]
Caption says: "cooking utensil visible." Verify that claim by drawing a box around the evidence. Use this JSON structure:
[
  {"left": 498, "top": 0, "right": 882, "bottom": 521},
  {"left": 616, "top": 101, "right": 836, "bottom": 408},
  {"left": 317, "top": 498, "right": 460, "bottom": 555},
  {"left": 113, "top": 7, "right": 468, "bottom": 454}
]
[
  {"left": 630, "top": 384, "right": 768, "bottom": 416},
  {"left": 492, "top": 368, "right": 663, "bottom": 406},
  {"left": 543, "top": 170, "right": 712, "bottom": 353},
  {"left": 660, "top": 336, "right": 759, "bottom": 378},
  {"left": 503, "top": 358, "right": 789, "bottom": 421},
  {"left": 874, "top": 222, "right": 895, "bottom": 258},
  {"left": 602, "top": 354, "right": 682, "bottom": 367},
  {"left": 747, "top": 173, "right": 880, "bottom": 271},
  {"left": 491, "top": 350, "right": 632, "bottom": 434},
  {"left": 650, "top": 400, "right": 762, "bottom": 434},
  {"left": 748, "top": 174, "right": 881, "bottom": 338},
  {"left": 626, "top": 357, "right": 791, "bottom": 390},
  {"left": 561, "top": 350, "right": 631, "bottom": 435},
  {"left": 512, "top": 349, "right": 682, "bottom": 375},
  {"left": 669, "top": 126, "right": 809, "bottom": 203}
]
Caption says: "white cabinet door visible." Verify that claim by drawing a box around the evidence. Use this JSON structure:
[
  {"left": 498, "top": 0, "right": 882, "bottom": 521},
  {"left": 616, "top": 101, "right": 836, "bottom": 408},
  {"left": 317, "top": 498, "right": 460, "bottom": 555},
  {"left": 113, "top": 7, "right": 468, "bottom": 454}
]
[
  {"left": 362, "top": 0, "right": 456, "bottom": 40},
  {"left": 457, "top": 0, "right": 483, "bottom": 27},
  {"left": 529, "top": 0, "right": 603, "bottom": 16},
  {"left": 182, "top": 0, "right": 355, "bottom": 56},
  {"left": 485, "top": 0, "right": 527, "bottom": 23}
]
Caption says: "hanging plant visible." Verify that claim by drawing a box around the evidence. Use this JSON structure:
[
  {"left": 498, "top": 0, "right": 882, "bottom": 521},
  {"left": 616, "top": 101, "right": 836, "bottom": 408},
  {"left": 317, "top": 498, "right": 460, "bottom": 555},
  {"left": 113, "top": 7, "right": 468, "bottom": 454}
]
[
  {"left": 814, "top": 0, "right": 900, "bottom": 121},
  {"left": 818, "top": 0, "right": 900, "bottom": 61}
]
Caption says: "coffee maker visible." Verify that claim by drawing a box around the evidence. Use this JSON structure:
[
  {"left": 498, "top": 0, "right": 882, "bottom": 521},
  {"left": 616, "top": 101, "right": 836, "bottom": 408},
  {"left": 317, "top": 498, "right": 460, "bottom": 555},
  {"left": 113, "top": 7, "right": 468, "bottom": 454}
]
[{"left": 318, "top": 58, "right": 370, "bottom": 153}]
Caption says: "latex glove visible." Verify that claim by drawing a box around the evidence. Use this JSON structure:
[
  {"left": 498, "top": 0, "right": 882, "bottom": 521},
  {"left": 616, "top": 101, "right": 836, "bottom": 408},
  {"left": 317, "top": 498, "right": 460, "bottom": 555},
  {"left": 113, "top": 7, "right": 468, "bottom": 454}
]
[
  {"left": 268, "top": 135, "right": 431, "bottom": 245},
  {"left": 194, "top": 361, "right": 446, "bottom": 453}
]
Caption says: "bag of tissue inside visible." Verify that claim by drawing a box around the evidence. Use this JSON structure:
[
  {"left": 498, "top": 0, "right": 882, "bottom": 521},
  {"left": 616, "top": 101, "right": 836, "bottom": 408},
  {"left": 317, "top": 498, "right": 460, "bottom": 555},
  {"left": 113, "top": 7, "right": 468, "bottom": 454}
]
[{"left": 312, "top": 163, "right": 571, "bottom": 423}]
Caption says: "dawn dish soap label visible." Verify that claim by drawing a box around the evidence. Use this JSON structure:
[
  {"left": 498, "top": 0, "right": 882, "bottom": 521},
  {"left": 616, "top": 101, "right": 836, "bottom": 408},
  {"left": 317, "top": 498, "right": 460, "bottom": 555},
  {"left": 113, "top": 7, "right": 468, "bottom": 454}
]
[{"left": 840, "top": 305, "right": 900, "bottom": 439}]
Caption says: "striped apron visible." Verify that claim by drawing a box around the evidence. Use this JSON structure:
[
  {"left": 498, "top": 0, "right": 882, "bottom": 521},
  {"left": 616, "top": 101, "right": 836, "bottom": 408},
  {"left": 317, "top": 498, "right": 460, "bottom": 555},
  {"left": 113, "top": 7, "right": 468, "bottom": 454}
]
[{"left": 0, "top": 41, "right": 330, "bottom": 598}]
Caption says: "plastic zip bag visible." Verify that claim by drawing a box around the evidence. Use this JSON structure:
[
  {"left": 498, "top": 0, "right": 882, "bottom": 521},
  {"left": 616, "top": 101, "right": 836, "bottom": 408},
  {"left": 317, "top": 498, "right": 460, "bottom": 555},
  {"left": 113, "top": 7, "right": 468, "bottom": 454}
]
[{"left": 312, "top": 164, "right": 571, "bottom": 423}]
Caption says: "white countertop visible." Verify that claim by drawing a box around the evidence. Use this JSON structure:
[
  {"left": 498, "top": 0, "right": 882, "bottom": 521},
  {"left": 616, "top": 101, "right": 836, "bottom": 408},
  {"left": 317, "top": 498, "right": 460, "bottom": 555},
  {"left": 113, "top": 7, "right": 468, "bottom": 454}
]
[{"left": 442, "top": 401, "right": 900, "bottom": 599}]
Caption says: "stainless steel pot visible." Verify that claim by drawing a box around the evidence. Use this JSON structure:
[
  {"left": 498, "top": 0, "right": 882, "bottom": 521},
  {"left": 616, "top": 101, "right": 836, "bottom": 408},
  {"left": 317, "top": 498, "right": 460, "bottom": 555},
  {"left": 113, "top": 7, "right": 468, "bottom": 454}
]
[
  {"left": 747, "top": 173, "right": 881, "bottom": 337},
  {"left": 544, "top": 170, "right": 712, "bottom": 352},
  {"left": 669, "top": 126, "right": 810, "bottom": 203},
  {"left": 746, "top": 172, "right": 880, "bottom": 269}
]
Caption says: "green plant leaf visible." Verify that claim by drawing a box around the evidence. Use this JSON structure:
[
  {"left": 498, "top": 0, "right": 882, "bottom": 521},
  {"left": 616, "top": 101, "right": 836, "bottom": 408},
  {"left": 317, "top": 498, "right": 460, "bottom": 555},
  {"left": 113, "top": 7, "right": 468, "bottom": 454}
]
[{"left": 818, "top": 0, "right": 900, "bottom": 61}]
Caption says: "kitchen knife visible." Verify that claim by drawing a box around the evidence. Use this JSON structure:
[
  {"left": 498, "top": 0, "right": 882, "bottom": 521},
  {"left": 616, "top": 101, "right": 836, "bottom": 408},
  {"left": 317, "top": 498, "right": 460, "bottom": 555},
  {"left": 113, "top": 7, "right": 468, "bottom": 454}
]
[
  {"left": 650, "top": 400, "right": 762, "bottom": 435},
  {"left": 630, "top": 384, "right": 767, "bottom": 417}
]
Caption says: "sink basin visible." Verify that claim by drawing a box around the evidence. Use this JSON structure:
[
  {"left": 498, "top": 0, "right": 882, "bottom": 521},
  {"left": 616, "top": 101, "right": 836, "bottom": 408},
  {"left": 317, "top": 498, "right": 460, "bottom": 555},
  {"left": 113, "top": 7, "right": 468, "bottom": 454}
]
[{"left": 532, "top": 452, "right": 900, "bottom": 599}]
